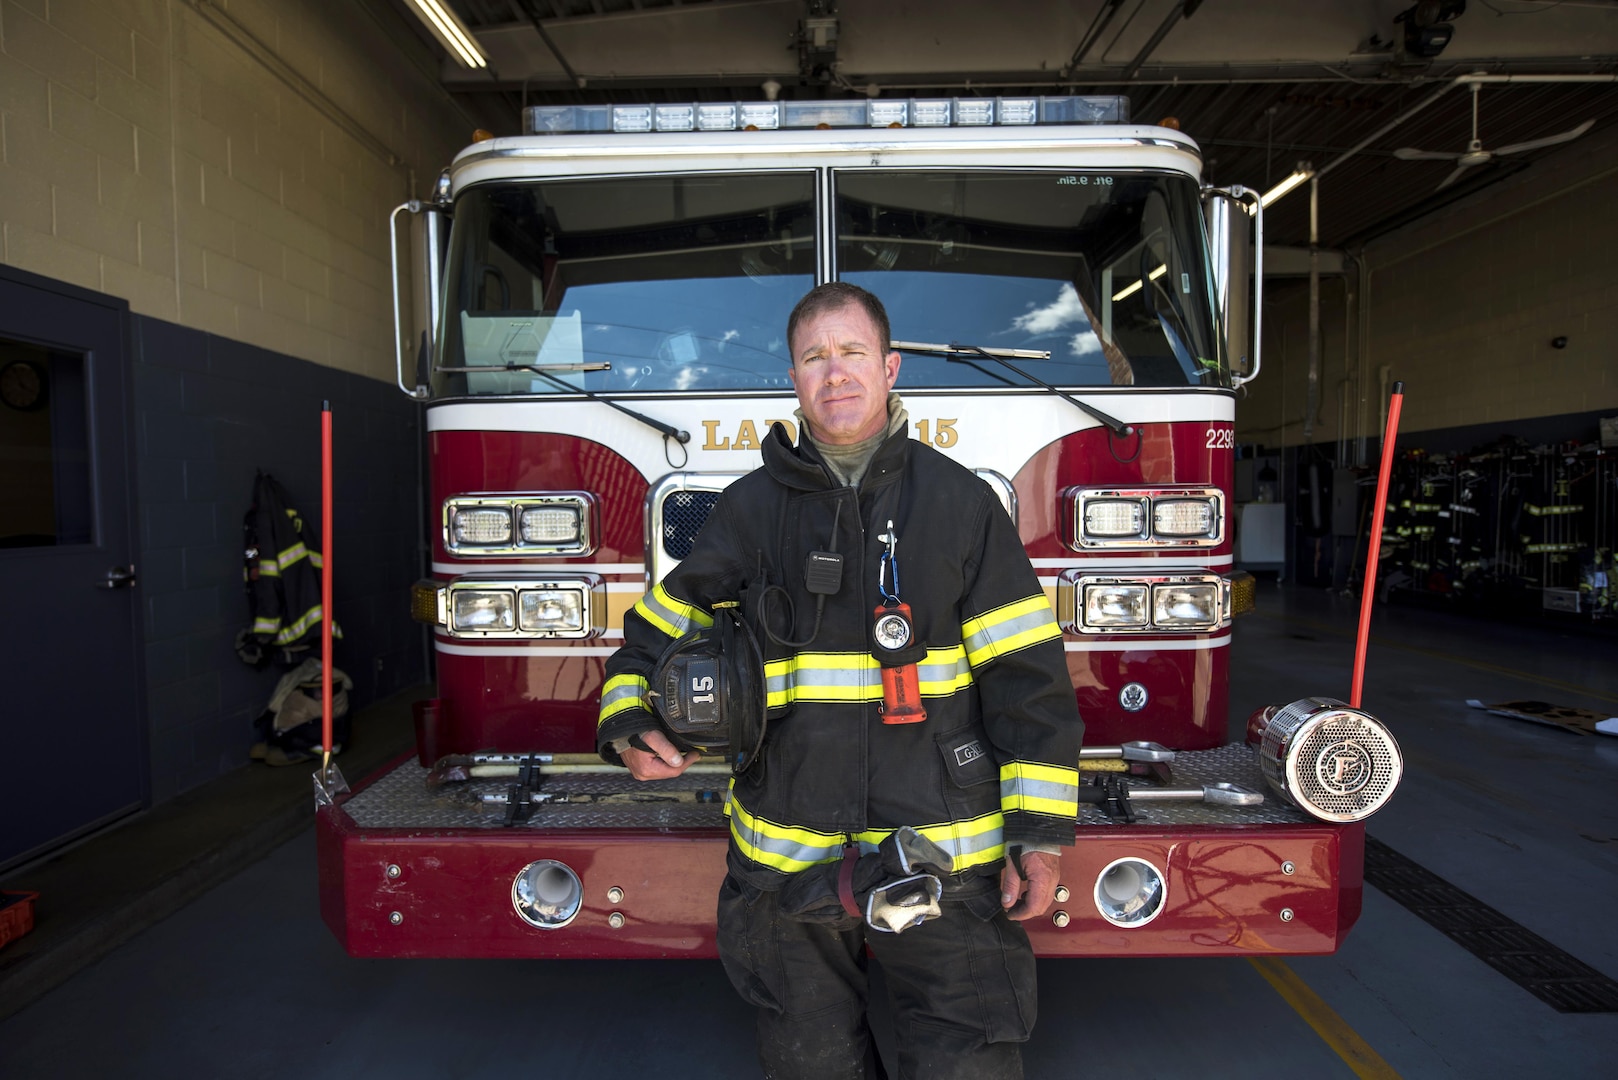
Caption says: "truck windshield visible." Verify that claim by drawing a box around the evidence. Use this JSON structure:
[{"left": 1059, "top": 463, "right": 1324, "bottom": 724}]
[
  {"left": 434, "top": 173, "right": 816, "bottom": 397},
  {"left": 838, "top": 170, "right": 1225, "bottom": 389},
  {"left": 434, "top": 167, "right": 1222, "bottom": 397}
]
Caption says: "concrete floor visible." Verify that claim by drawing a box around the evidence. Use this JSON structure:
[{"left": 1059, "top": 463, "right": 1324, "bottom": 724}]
[{"left": 2, "top": 583, "right": 1616, "bottom": 1079}]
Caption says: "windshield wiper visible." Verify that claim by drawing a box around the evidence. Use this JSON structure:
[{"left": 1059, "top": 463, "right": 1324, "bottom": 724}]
[
  {"left": 892, "top": 341, "right": 1133, "bottom": 438},
  {"left": 436, "top": 361, "right": 690, "bottom": 445}
]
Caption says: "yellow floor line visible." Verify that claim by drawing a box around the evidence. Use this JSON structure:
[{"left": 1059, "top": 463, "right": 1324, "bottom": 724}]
[
  {"left": 1249, "top": 956, "right": 1402, "bottom": 1080},
  {"left": 1250, "top": 610, "right": 1618, "bottom": 707}
]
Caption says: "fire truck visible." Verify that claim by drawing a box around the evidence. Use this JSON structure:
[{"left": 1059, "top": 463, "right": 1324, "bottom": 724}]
[{"left": 317, "top": 94, "right": 1402, "bottom": 959}]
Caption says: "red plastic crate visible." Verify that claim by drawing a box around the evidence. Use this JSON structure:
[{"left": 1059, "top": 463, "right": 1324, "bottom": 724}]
[{"left": 0, "top": 890, "right": 39, "bottom": 950}]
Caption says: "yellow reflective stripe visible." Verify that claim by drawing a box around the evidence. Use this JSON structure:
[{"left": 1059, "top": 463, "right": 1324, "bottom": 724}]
[
  {"left": 727, "top": 796, "right": 846, "bottom": 873},
  {"left": 962, "top": 595, "right": 1061, "bottom": 669},
  {"left": 597, "top": 674, "right": 649, "bottom": 727},
  {"left": 276, "top": 542, "right": 308, "bottom": 571},
  {"left": 764, "top": 646, "right": 973, "bottom": 708},
  {"left": 252, "top": 616, "right": 280, "bottom": 634},
  {"left": 257, "top": 559, "right": 281, "bottom": 579},
  {"left": 1000, "top": 761, "right": 1081, "bottom": 818},
  {"left": 274, "top": 604, "right": 324, "bottom": 644},
  {"left": 854, "top": 811, "right": 1006, "bottom": 873},
  {"left": 632, "top": 582, "right": 714, "bottom": 640}
]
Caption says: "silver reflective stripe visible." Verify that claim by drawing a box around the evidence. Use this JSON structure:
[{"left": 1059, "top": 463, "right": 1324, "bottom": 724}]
[
  {"left": 1001, "top": 775, "right": 1080, "bottom": 805},
  {"left": 964, "top": 606, "right": 1057, "bottom": 663}
]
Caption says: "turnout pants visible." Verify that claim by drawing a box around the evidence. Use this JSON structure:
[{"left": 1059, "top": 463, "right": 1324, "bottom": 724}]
[{"left": 717, "top": 872, "right": 1037, "bottom": 1080}]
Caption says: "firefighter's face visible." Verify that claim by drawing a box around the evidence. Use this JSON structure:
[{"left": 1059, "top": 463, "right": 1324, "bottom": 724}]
[{"left": 788, "top": 303, "right": 901, "bottom": 446}]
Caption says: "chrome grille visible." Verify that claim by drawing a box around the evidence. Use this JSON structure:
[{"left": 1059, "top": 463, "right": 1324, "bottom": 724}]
[{"left": 661, "top": 490, "right": 721, "bottom": 559}]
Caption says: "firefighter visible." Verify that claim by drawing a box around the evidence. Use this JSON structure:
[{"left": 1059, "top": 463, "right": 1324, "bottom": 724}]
[{"left": 598, "top": 283, "right": 1083, "bottom": 1079}]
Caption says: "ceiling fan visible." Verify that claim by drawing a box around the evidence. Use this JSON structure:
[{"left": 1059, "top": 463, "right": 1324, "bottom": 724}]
[{"left": 1392, "top": 82, "right": 1595, "bottom": 190}]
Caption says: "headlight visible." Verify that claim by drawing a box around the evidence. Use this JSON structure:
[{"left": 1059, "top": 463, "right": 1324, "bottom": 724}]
[
  {"left": 1084, "top": 583, "right": 1148, "bottom": 627},
  {"left": 452, "top": 590, "right": 515, "bottom": 631},
  {"left": 519, "top": 589, "right": 584, "bottom": 633},
  {"left": 1152, "top": 582, "right": 1220, "bottom": 628},
  {"left": 438, "top": 576, "right": 605, "bottom": 639},
  {"left": 1059, "top": 572, "right": 1230, "bottom": 634},
  {"left": 1068, "top": 488, "right": 1224, "bottom": 549},
  {"left": 444, "top": 493, "right": 594, "bottom": 556}
]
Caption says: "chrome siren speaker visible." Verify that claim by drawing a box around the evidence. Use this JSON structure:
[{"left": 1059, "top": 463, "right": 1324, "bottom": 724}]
[{"left": 1247, "top": 697, "right": 1402, "bottom": 822}]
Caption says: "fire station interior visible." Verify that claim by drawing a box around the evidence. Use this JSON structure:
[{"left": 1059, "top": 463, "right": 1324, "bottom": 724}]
[{"left": 1, "top": 1, "right": 1615, "bottom": 1075}]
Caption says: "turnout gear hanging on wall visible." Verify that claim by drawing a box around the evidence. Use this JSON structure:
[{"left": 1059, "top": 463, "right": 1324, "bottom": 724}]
[
  {"left": 599, "top": 421, "right": 1083, "bottom": 888},
  {"left": 237, "top": 472, "right": 339, "bottom": 667}
]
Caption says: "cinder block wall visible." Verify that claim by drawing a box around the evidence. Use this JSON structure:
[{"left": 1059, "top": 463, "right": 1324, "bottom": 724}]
[
  {"left": 1240, "top": 122, "right": 1618, "bottom": 451},
  {"left": 0, "top": 0, "right": 488, "bottom": 801},
  {"left": 0, "top": 0, "right": 474, "bottom": 375}
]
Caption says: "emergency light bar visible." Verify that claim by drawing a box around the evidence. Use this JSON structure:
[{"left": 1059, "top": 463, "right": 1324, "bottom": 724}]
[{"left": 523, "top": 95, "right": 1129, "bottom": 136}]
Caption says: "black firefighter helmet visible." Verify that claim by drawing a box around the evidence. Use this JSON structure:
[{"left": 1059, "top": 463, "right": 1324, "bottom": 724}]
[{"left": 648, "top": 602, "right": 767, "bottom": 774}]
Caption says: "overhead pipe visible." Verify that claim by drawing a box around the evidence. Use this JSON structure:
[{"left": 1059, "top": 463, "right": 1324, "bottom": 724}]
[
  {"left": 1123, "top": 0, "right": 1205, "bottom": 81},
  {"left": 1063, "top": 0, "right": 1127, "bottom": 75}
]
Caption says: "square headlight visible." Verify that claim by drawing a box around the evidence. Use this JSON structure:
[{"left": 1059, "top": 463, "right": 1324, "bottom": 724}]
[
  {"left": 519, "top": 589, "right": 584, "bottom": 634},
  {"left": 451, "top": 590, "right": 515, "bottom": 631},
  {"left": 1152, "top": 583, "right": 1220, "bottom": 628},
  {"left": 1085, "top": 583, "right": 1149, "bottom": 627}
]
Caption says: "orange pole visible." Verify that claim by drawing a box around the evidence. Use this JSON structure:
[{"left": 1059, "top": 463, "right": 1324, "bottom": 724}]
[
  {"left": 1350, "top": 381, "right": 1404, "bottom": 709},
  {"left": 321, "top": 401, "right": 334, "bottom": 772}
]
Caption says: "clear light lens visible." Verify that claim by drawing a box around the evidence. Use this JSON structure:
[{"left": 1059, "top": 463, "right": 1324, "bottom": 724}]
[
  {"left": 1085, "top": 584, "right": 1148, "bottom": 627},
  {"left": 451, "top": 590, "right": 515, "bottom": 631},
  {"left": 654, "top": 104, "right": 694, "bottom": 131},
  {"left": 1153, "top": 583, "right": 1219, "bottom": 627},
  {"left": 912, "top": 99, "right": 951, "bottom": 126},
  {"left": 739, "top": 103, "right": 780, "bottom": 130},
  {"left": 611, "top": 105, "right": 652, "bottom": 133},
  {"left": 697, "top": 103, "right": 738, "bottom": 130},
  {"left": 520, "top": 506, "right": 581, "bottom": 544},
  {"left": 519, "top": 589, "right": 584, "bottom": 633},
  {"left": 998, "top": 98, "right": 1037, "bottom": 124},
  {"left": 453, "top": 508, "right": 513, "bottom": 544},
  {"left": 1084, "top": 500, "right": 1145, "bottom": 537},
  {"left": 783, "top": 100, "right": 867, "bottom": 128},
  {"left": 1153, "top": 498, "right": 1215, "bottom": 537},
  {"left": 955, "top": 99, "right": 994, "bottom": 125},
  {"left": 868, "top": 100, "right": 907, "bottom": 127}
]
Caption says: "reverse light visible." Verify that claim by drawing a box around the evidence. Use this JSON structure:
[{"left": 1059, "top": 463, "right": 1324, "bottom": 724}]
[{"left": 1094, "top": 857, "right": 1166, "bottom": 928}]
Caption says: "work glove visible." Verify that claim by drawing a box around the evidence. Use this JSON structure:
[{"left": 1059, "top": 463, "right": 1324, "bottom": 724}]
[{"left": 779, "top": 827, "right": 954, "bottom": 934}]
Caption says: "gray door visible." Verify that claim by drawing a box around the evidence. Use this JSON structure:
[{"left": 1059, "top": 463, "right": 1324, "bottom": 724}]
[{"left": 0, "top": 268, "right": 145, "bottom": 871}]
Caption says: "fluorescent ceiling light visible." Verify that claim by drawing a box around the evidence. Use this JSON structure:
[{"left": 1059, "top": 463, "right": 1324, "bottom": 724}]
[
  {"left": 1111, "top": 264, "right": 1166, "bottom": 302},
  {"left": 407, "top": 0, "right": 487, "bottom": 69},
  {"left": 1250, "top": 164, "right": 1314, "bottom": 213}
]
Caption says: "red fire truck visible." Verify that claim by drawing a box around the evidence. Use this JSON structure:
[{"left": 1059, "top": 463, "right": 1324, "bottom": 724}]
[{"left": 317, "top": 94, "right": 1401, "bottom": 959}]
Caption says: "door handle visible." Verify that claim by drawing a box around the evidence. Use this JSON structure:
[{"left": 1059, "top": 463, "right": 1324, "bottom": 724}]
[{"left": 96, "top": 565, "right": 138, "bottom": 589}]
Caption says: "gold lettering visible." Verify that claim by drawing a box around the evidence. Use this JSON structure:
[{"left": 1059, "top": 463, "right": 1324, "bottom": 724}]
[
  {"left": 733, "top": 420, "right": 760, "bottom": 451},
  {"left": 702, "top": 420, "right": 729, "bottom": 451}
]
